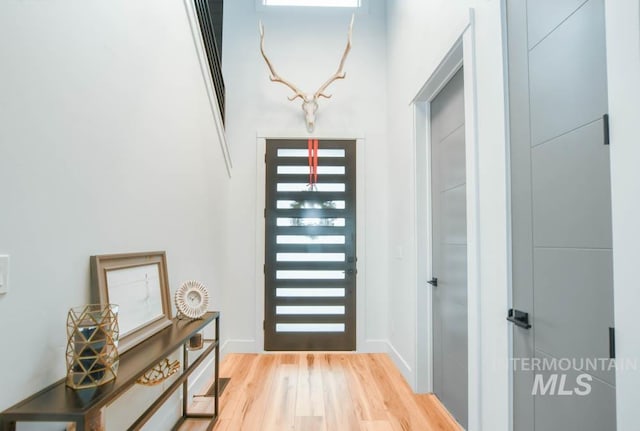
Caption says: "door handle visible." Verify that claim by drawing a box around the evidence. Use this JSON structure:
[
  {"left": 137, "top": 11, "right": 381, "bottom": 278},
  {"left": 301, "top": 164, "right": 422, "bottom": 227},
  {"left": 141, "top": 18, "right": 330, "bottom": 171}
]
[
  {"left": 427, "top": 277, "right": 438, "bottom": 287},
  {"left": 609, "top": 327, "right": 615, "bottom": 359},
  {"left": 507, "top": 309, "right": 531, "bottom": 329}
]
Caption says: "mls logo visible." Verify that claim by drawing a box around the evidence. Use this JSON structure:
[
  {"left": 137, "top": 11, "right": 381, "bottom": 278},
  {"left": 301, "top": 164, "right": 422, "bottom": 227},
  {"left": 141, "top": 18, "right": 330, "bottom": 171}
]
[{"left": 532, "top": 373, "right": 593, "bottom": 396}]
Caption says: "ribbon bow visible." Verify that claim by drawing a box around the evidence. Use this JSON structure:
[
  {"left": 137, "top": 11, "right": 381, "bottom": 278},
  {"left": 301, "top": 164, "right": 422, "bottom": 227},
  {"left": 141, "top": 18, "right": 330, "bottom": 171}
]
[{"left": 307, "top": 138, "right": 319, "bottom": 190}]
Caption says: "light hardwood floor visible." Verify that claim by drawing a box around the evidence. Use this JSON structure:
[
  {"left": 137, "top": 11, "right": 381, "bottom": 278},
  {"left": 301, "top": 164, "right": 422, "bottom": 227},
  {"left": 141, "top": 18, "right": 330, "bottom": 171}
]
[{"left": 183, "top": 353, "right": 461, "bottom": 431}]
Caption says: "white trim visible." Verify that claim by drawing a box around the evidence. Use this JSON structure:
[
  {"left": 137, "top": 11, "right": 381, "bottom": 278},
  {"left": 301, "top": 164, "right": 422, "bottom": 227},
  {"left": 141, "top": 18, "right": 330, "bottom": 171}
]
[
  {"left": 262, "top": 0, "right": 360, "bottom": 7},
  {"left": 413, "top": 100, "right": 433, "bottom": 393},
  {"left": 187, "top": 355, "right": 215, "bottom": 395},
  {"left": 500, "top": 0, "right": 515, "bottom": 428},
  {"left": 256, "top": 130, "right": 366, "bottom": 140},
  {"left": 387, "top": 341, "right": 413, "bottom": 378},
  {"left": 254, "top": 133, "right": 367, "bottom": 352},
  {"left": 255, "top": 0, "right": 370, "bottom": 14},
  {"left": 360, "top": 339, "right": 390, "bottom": 353},
  {"left": 354, "top": 137, "right": 367, "bottom": 352},
  {"left": 221, "top": 339, "right": 260, "bottom": 356},
  {"left": 256, "top": 137, "right": 267, "bottom": 351},
  {"left": 410, "top": 43, "right": 464, "bottom": 105},
  {"left": 462, "top": 11, "right": 481, "bottom": 431},
  {"left": 412, "top": 8, "right": 480, "bottom": 430},
  {"left": 182, "top": 0, "right": 232, "bottom": 177}
]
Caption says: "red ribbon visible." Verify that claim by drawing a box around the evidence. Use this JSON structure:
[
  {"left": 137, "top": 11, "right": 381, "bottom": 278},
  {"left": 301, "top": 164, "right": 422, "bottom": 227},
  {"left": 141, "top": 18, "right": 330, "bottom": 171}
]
[{"left": 308, "top": 138, "right": 319, "bottom": 188}]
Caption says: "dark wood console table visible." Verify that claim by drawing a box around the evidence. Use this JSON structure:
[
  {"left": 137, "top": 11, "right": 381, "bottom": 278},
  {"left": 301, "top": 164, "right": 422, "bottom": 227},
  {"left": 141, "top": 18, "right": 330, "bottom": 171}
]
[{"left": 0, "top": 312, "right": 220, "bottom": 431}]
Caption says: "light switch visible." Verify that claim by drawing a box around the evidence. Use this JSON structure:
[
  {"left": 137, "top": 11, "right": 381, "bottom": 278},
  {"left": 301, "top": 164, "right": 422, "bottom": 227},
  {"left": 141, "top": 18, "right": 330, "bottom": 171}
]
[{"left": 0, "top": 255, "right": 9, "bottom": 295}]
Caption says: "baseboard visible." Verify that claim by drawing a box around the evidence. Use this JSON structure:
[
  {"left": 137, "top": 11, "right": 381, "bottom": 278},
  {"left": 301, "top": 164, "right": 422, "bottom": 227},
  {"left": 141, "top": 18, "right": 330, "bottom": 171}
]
[
  {"left": 220, "top": 339, "right": 259, "bottom": 357},
  {"left": 219, "top": 338, "right": 415, "bottom": 388},
  {"left": 188, "top": 354, "right": 215, "bottom": 396},
  {"left": 360, "top": 339, "right": 391, "bottom": 353},
  {"left": 386, "top": 340, "right": 415, "bottom": 389},
  {"left": 220, "top": 339, "right": 388, "bottom": 355}
]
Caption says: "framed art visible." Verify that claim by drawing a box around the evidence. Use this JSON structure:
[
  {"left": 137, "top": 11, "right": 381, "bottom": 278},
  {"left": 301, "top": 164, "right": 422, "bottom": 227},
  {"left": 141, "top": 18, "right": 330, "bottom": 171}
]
[{"left": 90, "top": 251, "right": 173, "bottom": 353}]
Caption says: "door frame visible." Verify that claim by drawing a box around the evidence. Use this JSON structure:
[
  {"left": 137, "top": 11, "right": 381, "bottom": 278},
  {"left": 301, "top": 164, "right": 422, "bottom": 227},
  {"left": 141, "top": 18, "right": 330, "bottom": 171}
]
[
  {"left": 254, "top": 133, "right": 369, "bottom": 353},
  {"left": 412, "top": 9, "right": 482, "bottom": 430}
]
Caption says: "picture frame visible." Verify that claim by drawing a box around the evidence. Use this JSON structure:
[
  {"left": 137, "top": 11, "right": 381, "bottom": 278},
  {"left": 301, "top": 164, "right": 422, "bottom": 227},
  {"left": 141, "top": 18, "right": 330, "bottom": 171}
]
[{"left": 90, "top": 251, "right": 173, "bottom": 354}]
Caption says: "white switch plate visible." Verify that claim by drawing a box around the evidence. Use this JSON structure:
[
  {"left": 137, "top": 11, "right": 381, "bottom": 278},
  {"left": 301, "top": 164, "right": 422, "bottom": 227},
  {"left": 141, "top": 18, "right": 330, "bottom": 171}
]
[{"left": 0, "top": 255, "right": 9, "bottom": 295}]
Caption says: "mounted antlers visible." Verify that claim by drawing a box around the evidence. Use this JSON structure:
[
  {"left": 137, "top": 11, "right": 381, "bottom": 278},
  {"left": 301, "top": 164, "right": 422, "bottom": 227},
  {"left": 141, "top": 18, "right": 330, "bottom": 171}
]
[{"left": 259, "top": 15, "right": 354, "bottom": 132}]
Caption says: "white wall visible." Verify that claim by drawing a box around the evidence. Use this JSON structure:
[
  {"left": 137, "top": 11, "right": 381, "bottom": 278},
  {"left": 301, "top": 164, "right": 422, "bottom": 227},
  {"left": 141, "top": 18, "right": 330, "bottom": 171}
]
[
  {"left": 386, "top": 1, "right": 510, "bottom": 430},
  {"left": 221, "top": 0, "right": 389, "bottom": 353},
  {"left": 0, "top": 0, "right": 230, "bottom": 425},
  {"left": 605, "top": 1, "right": 640, "bottom": 430}
]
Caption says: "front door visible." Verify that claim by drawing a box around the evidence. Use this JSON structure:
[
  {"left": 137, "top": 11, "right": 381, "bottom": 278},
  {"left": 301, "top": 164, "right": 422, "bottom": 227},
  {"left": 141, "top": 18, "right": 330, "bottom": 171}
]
[
  {"left": 431, "top": 68, "right": 468, "bottom": 428},
  {"left": 507, "top": 0, "right": 616, "bottom": 429},
  {"left": 264, "top": 139, "right": 356, "bottom": 351}
]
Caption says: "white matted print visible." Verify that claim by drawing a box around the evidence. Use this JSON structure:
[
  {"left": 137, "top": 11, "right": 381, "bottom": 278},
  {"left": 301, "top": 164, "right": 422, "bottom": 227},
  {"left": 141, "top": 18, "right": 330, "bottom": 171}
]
[{"left": 91, "top": 251, "right": 172, "bottom": 353}]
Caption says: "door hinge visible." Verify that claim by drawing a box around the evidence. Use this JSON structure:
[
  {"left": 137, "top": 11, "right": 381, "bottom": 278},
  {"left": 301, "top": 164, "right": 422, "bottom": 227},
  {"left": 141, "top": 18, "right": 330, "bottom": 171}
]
[
  {"left": 609, "top": 327, "right": 616, "bottom": 359},
  {"left": 263, "top": 320, "right": 265, "bottom": 330},
  {"left": 265, "top": 153, "right": 267, "bottom": 163},
  {"left": 263, "top": 264, "right": 266, "bottom": 274},
  {"left": 264, "top": 208, "right": 266, "bottom": 218},
  {"left": 603, "top": 114, "right": 610, "bottom": 146}
]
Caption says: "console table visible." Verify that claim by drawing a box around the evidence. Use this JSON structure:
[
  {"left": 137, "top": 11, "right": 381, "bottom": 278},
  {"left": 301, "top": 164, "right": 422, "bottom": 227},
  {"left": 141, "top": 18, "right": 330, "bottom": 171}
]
[{"left": 0, "top": 312, "right": 220, "bottom": 431}]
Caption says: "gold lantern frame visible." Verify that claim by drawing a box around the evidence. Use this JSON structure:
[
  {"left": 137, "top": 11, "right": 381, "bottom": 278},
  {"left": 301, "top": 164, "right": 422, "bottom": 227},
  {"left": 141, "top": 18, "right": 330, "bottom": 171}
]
[{"left": 65, "top": 304, "right": 120, "bottom": 389}]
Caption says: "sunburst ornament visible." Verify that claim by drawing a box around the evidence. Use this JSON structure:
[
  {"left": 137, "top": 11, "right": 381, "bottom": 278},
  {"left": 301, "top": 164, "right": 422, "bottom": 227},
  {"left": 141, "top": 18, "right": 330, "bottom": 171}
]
[{"left": 175, "top": 280, "right": 209, "bottom": 319}]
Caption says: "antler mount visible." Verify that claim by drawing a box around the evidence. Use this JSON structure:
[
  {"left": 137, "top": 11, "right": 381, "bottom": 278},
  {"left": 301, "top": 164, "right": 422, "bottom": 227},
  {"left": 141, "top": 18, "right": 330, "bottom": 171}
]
[{"left": 259, "top": 15, "right": 354, "bottom": 132}]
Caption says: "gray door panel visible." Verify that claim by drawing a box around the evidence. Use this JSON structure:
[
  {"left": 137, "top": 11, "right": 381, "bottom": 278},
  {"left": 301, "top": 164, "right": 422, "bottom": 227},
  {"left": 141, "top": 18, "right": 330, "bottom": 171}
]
[
  {"left": 436, "top": 243, "right": 468, "bottom": 424},
  {"left": 441, "top": 350, "right": 468, "bottom": 426},
  {"left": 527, "top": 0, "right": 589, "bottom": 48},
  {"left": 534, "top": 352, "right": 616, "bottom": 431},
  {"left": 528, "top": 0, "right": 608, "bottom": 146},
  {"left": 513, "top": 333, "right": 535, "bottom": 431},
  {"left": 430, "top": 70, "right": 465, "bottom": 143},
  {"left": 534, "top": 248, "right": 615, "bottom": 384},
  {"left": 508, "top": 0, "right": 615, "bottom": 429},
  {"left": 440, "top": 244, "right": 468, "bottom": 310},
  {"left": 508, "top": 1, "right": 536, "bottom": 428},
  {"left": 442, "top": 185, "right": 467, "bottom": 245},
  {"left": 432, "top": 67, "right": 467, "bottom": 429},
  {"left": 441, "top": 126, "right": 466, "bottom": 191},
  {"left": 531, "top": 119, "right": 612, "bottom": 249}
]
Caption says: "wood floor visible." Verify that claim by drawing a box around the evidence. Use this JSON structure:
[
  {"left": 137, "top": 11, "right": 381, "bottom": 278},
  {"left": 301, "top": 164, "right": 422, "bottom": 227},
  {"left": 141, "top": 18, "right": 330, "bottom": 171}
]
[{"left": 183, "top": 353, "right": 461, "bottom": 431}]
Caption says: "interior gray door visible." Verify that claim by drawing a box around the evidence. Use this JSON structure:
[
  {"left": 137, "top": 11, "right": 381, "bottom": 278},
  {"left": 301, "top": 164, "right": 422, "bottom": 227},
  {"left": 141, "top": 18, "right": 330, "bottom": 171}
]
[
  {"left": 431, "top": 68, "right": 467, "bottom": 428},
  {"left": 507, "top": 0, "right": 616, "bottom": 430}
]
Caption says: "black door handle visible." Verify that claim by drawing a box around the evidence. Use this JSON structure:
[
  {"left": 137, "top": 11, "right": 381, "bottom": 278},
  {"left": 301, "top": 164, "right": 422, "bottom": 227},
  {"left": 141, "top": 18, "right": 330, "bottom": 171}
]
[
  {"left": 609, "top": 327, "right": 615, "bottom": 359},
  {"left": 427, "top": 277, "right": 438, "bottom": 287},
  {"left": 507, "top": 309, "right": 531, "bottom": 329}
]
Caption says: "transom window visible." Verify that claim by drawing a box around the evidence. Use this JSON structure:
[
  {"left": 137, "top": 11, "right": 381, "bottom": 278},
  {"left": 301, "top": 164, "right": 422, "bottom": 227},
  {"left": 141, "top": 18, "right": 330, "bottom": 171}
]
[{"left": 263, "top": 0, "right": 360, "bottom": 7}]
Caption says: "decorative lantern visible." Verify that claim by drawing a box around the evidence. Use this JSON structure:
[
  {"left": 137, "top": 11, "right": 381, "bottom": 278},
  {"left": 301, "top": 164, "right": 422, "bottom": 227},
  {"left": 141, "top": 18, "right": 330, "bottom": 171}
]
[{"left": 65, "top": 304, "right": 119, "bottom": 389}]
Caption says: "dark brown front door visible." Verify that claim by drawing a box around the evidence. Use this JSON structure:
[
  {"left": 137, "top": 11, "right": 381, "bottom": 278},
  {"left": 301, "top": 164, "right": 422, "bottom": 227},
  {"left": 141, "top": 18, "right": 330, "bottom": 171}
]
[{"left": 264, "top": 139, "right": 356, "bottom": 351}]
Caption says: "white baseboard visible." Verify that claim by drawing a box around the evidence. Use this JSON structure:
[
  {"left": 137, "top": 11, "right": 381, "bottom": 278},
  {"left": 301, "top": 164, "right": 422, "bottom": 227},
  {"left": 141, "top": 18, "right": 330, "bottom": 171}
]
[
  {"left": 359, "top": 339, "right": 391, "bottom": 353},
  {"left": 220, "top": 339, "right": 389, "bottom": 355},
  {"left": 220, "top": 339, "right": 259, "bottom": 357},
  {"left": 218, "top": 338, "right": 416, "bottom": 391},
  {"left": 187, "top": 340, "right": 249, "bottom": 399},
  {"left": 387, "top": 340, "right": 415, "bottom": 389},
  {"left": 188, "top": 355, "right": 215, "bottom": 396}
]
